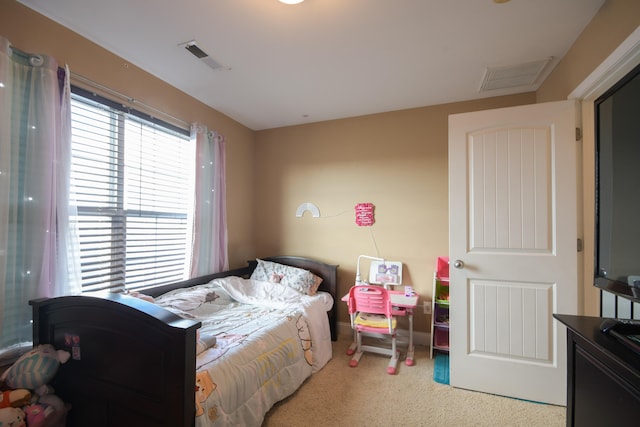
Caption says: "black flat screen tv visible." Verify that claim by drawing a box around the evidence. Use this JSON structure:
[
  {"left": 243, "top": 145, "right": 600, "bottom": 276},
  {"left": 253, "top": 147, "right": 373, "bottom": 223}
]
[{"left": 594, "top": 62, "right": 640, "bottom": 303}]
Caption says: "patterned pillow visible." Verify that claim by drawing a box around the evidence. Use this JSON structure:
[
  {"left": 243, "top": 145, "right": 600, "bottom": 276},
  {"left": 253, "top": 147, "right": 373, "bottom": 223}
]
[{"left": 250, "top": 259, "right": 323, "bottom": 295}]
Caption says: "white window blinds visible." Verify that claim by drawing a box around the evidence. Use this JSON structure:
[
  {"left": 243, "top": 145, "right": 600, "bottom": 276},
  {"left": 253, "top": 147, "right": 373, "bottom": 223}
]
[{"left": 70, "top": 88, "right": 194, "bottom": 292}]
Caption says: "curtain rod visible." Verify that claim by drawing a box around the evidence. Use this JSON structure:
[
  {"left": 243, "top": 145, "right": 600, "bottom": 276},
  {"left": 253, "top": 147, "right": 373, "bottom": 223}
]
[{"left": 70, "top": 71, "right": 191, "bottom": 130}]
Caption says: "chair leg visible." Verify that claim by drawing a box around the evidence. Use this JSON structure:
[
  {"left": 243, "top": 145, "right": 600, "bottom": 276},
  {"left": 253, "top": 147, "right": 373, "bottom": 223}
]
[
  {"left": 350, "top": 330, "right": 363, "bottom": 367},
  {"left": 350, "top": 350, "right": 364, "bottom": 367},
  {"left": 349, "top": 328, "right": 401, "bottom": 373}
]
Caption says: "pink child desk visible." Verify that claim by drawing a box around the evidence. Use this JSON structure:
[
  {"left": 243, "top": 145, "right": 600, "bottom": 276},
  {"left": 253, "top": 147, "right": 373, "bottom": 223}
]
[{"left": 342, "top": 288, "right": 419, "bottom": 365}]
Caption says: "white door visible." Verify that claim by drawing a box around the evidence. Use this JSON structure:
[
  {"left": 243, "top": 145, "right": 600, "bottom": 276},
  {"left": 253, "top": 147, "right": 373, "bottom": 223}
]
[{"left": 448, "top": 100, "right": 580, "bottom": 406}]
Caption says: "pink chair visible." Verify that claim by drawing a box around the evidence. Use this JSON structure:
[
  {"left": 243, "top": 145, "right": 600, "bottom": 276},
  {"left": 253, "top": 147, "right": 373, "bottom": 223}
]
[{"left": 347, "top": 285, "right": 399, "bottom": 374}]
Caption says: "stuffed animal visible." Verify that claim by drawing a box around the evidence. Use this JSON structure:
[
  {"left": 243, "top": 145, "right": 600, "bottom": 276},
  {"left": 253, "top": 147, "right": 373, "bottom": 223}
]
[
  {"left": 23, "top": 403, "right": 54, "bottom": 427},
  {"left": 34, "top": 394, "right": 64, "bottom": 415},
  {"left": 0, "top": 389, "right": 31, "bottom": 409},
  {"left": 0, "top": 406, "right": 26, "bottom": 427},
  {"left": 19, "top": 388, "right": 66, "bottom": 427},
  {"left": 0, "top": 344, "right": 70, "bottom": 391}
]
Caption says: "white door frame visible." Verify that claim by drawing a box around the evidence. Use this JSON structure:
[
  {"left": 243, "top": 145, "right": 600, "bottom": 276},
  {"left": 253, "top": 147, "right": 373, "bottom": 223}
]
[{"left": 569, "top": 25, "right": 640, "bottom": 316}]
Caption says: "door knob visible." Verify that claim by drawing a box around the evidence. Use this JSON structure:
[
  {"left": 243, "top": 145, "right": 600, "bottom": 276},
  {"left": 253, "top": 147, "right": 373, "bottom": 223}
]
[{"left": 453, "top": 259, "right": 465, "bottom": 269}]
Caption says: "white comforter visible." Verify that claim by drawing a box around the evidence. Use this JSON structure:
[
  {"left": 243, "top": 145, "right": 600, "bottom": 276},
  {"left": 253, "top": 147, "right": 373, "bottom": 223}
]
[{"left": 154, "top": 276, "right": 334, "bottom": 427}]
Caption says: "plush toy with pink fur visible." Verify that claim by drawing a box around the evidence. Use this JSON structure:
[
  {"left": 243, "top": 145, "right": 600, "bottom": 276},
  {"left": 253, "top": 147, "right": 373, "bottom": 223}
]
[{"left": 23, "top": 403, "right": 54, "bottom": 427}]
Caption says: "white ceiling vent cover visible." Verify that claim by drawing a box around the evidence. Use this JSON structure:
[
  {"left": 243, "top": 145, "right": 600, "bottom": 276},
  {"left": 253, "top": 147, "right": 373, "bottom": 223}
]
[
  {"left": 179, "top": 40, "right": 231, "bottom": 71},
  {"left": 480, "top": 58, "right": 552, "bottom": 92}
]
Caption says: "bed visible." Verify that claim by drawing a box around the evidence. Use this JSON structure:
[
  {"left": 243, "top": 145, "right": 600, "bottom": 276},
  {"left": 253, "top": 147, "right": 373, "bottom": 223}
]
[{"left": 30, "top": 256, "right": 338, "bottom": 427}]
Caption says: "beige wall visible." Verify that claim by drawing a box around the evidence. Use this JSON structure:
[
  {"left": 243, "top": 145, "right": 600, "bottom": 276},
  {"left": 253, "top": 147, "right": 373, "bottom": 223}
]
[
  {"left": 0, "top": 0, "right": 256, "bottom": 267},
  {"left": 255, "top": 94, "right": 535, "bottom": 329},
  {"left": 537, "top": 0, "right": 640, "bottom": 103}
]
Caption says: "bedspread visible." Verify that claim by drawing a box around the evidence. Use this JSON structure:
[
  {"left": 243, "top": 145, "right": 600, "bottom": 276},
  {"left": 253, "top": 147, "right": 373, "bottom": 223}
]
[{"left": 154, "top": 276, "right": 333, "bottom": 427}]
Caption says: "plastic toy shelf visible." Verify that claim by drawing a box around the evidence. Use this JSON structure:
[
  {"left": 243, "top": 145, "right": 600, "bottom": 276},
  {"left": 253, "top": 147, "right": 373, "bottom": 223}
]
[{"left": 430, "top": 256, "right": 450, "bottom": 359}]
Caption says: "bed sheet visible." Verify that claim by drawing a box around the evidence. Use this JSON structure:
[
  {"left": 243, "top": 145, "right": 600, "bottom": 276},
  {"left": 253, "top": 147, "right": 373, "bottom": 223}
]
[{"left": 154, "top": 276, "right": 334, "bottom": 427}]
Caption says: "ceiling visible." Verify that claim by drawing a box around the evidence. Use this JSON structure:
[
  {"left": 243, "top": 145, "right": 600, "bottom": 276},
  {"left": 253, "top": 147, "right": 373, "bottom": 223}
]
[{"left": 19, "top": 0, "right": 605, "bottom": 131}]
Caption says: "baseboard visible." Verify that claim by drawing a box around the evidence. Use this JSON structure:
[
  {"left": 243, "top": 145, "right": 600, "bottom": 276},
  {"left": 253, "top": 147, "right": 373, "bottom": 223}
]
[{"left": 337, "top": 321, "right": 430, "bottom": 347}]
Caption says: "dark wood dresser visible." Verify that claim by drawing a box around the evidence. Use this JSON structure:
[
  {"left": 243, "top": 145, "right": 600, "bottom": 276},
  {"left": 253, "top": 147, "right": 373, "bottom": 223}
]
[{"left": 554, "top": 314, "right": 640, "bottom": 427}]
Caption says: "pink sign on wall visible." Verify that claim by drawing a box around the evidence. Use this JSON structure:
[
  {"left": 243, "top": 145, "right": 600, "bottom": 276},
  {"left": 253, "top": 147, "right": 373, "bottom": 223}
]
[{"left": 355, "top": 203, "right": 375, "bottom": 226}]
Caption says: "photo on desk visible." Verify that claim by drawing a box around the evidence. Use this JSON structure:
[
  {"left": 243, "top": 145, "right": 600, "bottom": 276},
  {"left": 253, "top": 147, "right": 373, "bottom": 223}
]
[{"left": 369, "top": 261, "right": 402, "bottom": 285}]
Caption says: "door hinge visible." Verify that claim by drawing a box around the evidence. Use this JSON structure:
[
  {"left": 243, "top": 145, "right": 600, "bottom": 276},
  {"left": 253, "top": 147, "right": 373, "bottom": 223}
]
[
  {"left": 577, "top": 238, "right": 583, "bottom": 252},
  {"left": 576, "top": 127, "right": 582, "bottom": 141}
]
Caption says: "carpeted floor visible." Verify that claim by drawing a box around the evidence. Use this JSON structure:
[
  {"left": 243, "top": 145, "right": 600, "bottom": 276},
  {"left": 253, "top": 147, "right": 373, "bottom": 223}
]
[{"left": 262, "top": 333, "right": 566, "bottom": 426}]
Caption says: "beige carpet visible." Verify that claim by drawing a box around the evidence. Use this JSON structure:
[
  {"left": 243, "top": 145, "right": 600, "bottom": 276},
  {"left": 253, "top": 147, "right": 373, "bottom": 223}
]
[{"left": 263, "top": 334, "right": 566, "bottom": 427}]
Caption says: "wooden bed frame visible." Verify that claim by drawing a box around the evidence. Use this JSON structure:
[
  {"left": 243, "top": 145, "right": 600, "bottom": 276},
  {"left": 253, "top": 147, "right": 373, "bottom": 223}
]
[{"left": 30, "top": 256, "right": 338, "bottom": 427}]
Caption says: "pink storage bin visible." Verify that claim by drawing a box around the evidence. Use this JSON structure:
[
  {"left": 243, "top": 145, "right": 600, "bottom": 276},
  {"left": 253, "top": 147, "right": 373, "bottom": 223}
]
[{"left": 436, "top": 256, "right": 449, "bottom": 279}]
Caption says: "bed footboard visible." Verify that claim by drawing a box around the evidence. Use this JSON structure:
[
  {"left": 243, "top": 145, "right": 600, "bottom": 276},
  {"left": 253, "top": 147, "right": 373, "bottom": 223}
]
[{"left": 30, "top": 294, "right": 200, "bottom": 427}]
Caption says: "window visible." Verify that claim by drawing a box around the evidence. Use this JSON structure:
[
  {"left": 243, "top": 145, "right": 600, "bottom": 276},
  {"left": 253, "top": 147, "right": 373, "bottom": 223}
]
[{"left": 70, "top": 87, "right": 194, "bottom": 293}]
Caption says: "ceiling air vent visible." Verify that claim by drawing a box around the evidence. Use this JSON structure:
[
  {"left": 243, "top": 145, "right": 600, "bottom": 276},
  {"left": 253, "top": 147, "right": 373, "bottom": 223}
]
[
  {"left": 185, "top": 42, "right": 208, "bottom": 59},
  {"left": 480, "top": 58, "right": 552, "bottom": 92},
  {"left": 179, "top": 40, "right": 230, "bottom": 71}
]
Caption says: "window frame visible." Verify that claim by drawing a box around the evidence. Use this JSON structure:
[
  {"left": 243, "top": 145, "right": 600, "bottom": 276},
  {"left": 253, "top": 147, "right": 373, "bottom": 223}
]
[{"left": 70, "top": 86, "right": 193, "bottom": 293}]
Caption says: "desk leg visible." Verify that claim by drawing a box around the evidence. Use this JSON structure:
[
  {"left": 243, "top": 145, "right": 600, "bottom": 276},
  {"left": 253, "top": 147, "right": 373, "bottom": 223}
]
[{"left": 406, "top": 309, "right": 415, "bottom": 366}]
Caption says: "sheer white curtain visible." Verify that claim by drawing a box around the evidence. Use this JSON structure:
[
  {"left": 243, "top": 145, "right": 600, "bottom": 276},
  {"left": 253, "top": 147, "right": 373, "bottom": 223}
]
[
  {"left": 189, "top": 124, "right": 228, "bottom": 277},
  {"left": 0, "top": 37, "right": 81, "bottom": 351}
]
